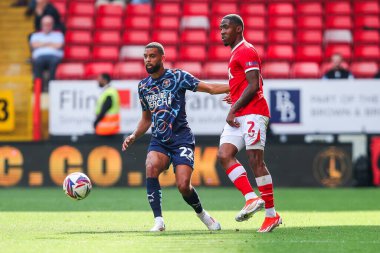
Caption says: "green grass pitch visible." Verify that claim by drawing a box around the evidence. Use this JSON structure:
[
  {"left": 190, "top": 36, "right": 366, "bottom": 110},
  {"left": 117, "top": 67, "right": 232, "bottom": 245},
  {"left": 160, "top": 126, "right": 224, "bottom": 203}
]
[{"left": 0, "top": 187, "right": 379, "bottom": 253}]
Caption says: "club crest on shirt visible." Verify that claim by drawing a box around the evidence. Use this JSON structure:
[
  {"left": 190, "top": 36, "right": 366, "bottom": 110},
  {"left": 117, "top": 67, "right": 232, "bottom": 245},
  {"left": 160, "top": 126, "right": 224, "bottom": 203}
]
[{"left": 163, "top": 79, "right": 171, "bottom": 88}]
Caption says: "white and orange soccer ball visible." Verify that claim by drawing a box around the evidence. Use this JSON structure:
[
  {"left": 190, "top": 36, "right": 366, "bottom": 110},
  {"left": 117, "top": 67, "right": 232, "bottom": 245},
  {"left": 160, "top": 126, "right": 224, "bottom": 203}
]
[{"left": 63, "top": 172, "right": 92, "bottom": 200}]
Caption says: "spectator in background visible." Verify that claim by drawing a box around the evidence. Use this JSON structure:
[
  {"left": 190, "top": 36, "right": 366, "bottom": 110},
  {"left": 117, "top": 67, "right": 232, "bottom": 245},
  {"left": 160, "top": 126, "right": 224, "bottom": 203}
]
[
  {"left": 26, "top": 0, "right": 65, "bottom": 33},
  {"left": 375, "top": 71, "right": 380, "bottom": 79},
  {"left": 323, "top": 53, "right": 354, "bottom": 79},
  {"left": 94, "top": 73, "right": 120, "bottom": 136},
  {"left": 30, "top": 15, "right": 64, "bottom": 90}
]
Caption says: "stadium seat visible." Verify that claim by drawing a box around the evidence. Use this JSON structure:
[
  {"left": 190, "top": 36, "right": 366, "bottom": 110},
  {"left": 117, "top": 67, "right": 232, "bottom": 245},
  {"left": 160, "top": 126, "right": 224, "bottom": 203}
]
[
  {"left": 204, "top": 62, "right": 228, "bottom": 79},
  {"left": 124, "top": 16, "right": 151, "bottom": 30},
  {"left": 350, "top": 62, "right": 379, "bottom": 78},
  {"left": 163, "top": 46, "right": 178, "bottom": 62},
  {"left": 325, "top": 2, "right": 352, "bottom": 15},
  {"left": 66, "top": 16, "right": 94, "bottom": 30},
  {"left": 269, "top": 17, "right": 295, "bottom": 30},
  {"left": 210, "top": 30, "right": 222, "bottom": 44},
  {"left": 211, "top": 3, "right": 238, "bottom": 15},
  {"left": 296, "top": 31, "right": 323, "bottom": 44},
  {"left": 52, "top": 2, "right": 66, "bottom": 18},
  {"left": 325, "top": 16, "right": 352, "bottom": 29},
  {"left": 64, "top": 46, "right": 91, "bottom": 61},
  {"left": 126, "top": 3, "right": 152, "bottom": 16},
  {"left": 56, "top": 63, "right": 85, "bottom": 79},
  {"left": 324, "top": 30, "right": 352, "bottom": 44},
  {"left": 354, "top": 16, "right": 380, "bottom": 29},
  {"left": 174, "top": 62, "right": 202, "bottom": 77},
  {"left": 354, "top": 1, "right": 380, "bottom": 15},
  {"left": 93, "top": 31, "right": 121, "bottom": 45},
  {"left": 268, "top": 3, "right": 294, "bottom": 16},
  {"left": 154, "top": 3, "right": 181, "bottom": 16},
  {"left": 65, "top": 31, "right": 92, "bottom": 45},
  {"left": 85, "top": 62, "right": 114, "bottom": 79},
  {"left": 120, "top": 45, "right": 145, "bottom": 61},
  {"left": 266, "top": 45, "right": 294, "bottom": 61},
  {"left": 122, "top": 30, "right": 150, "bottom": 45},
  {"left": 92, "top": 46, "right": 119, "bottom": 61},
  {"left": 152, "top": 31, "right": 179, "bottom": 45},
  {"left": 181, "top": 16, "right": 209, "bottom": 30},
  {"left": 268, "top": 30, "right": 294, "bottom": 44},
  {"left": 210, "top": 17, "right": 223, "bottom": 29},
  {"left": 291, "top": 62, "right": 320, "bottom": 78},
  {"left": 297, "top": 16, "right": 323, "bottom": 30},
  {"left": 180, "top": 30, "right": 207, "bottom": 44},
  {"left": 68, "top": 2, "right": 95, "bottom": 16},
  {"left": 296, "top": 2, "right": 322, "bottom": 15},
  {"left": 325, "top": 44, "right": 352, "bottom": 61},
  {"left": 208, "top": 46, "right": 230, "bottom": 61},
  {"left": 113, "top": 62, "right": 146, "bottom": 79},
  {"left": 254, "top": 45, "right": 265, "bottom": 60},
  {"left": 95, "top": 17, "right": 122, "bottom": 30},
  {"left": 180, "top": 46, "right": 206, "bottom": 61},
  {"left": 245, "top": 30, "right": 266, "bottom": 45},
  {"left": 240, "top": 3, "right": 266, "bottom": 16},
  {"left": 183, "top": 3, "right": 209, "bottom": 16},
  {"left": 354, "top": 31, "right": 380, "bottom": 44},
  {"left": 154, "top": 16, "right": 180, "bottom": 30},
  {"left": 243, "top": 16, "right": 266, "bottom": 29},
  {"left": 97, "top": 4, "right": 123, "bottom": 17},
  {"left": 296, "top": 45, "right": 323, "bottom": 62},
  {"left": 262, "top": 62, "right": 290, "bottom": 79},
  {"left": 354, "top": 45, "right": 380, "bottom": 61}
]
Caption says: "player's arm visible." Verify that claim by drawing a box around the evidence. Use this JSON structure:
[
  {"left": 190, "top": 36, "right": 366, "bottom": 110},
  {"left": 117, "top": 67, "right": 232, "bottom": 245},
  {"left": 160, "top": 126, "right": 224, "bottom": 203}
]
[
  {"left": 226, "top": 70, "right": 260, "bottom": 127},
  {"left": 122, "top": 110, "right": 152, "bottom": 151},
  {"left": 196, "top": 81, "right": 230, "bottom": 94}
]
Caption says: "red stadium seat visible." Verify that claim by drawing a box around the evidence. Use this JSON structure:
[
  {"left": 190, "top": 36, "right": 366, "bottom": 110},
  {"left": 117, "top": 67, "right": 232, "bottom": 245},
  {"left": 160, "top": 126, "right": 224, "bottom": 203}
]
[
  {"left": 85, "top": 62, "right": 114, "bottom": 79},
  {"left": 65, "top": 31, "right": 92, "bottom": 45},
  {"left": 122, "top": 30, "right": 150, "bottom": 45},
  {"left": 350, "top": 62, "right": 379, "bottom": 78},
  {"left": 52, "top": 2, "right": 66, "bottom": 18},
  {"left": 325, "top": 2, "right": 351, "bottom": 15},
  {"left": 126, "top": 3, "right": 152, "bottom": 16},
  {"left": 68, "top": 2, "right": 95, "bottom": 16},
  {"left": 268, "top": 30, "right": 294, "bottom": 44},
  {"left": 204, "top": 62, "right": 228, "bottom": 79},
  {"left": 97, "top": 4, "right": 123, "bottom": 17},
  {"left": 66, "top": 16, "right": 94, "bottom": 30},
  {"left": 240, "top": 4, "right": 266, "bottom": 16},
  {"left": 113, "top": 62, "right": 145, "bottom": 79},
  {"left": 254, "top": 45, "right": 265, "bottom": 60},
  {"left": 155, "top": 3, "right": 181, "bottom": 16},
  {"left": 269, "top": 17, "right": 294, "bottom": 30},
  {"left": 296, "top": 2, "right": 322, "bottom": 15},
  {"left": 210, "top": 17, "right": 223, "bottom": 29},
  {"left": 64, "top": 46, "right": 91, "bottom": 61},
  {"left": 354, "top": 45, "right": 380, "bottom": 61},
  {"left": 296, "top": 45, "right": 323, "bottom": 62},
  {"left": 154, "top": 16, "right": 180, "bottom": 30},
  {"left": 180, "top": 30, "right": 207, "bottom": 44},
  {"left": 183, "top": 3, "right": 209, "bottom": 16},
  {"left": 163, "top": 46, "right": 177, "bottom": 62},
  {"left": 210, "top": 30, "right": 222, "bottom": 43},
  {"left": 208, "top": 45, "right": 230, "bottom": 61},
  {"left": 297, "top": 16, "right": 323, "bottom": 30},
  {"left": 296, "top": 31, "right": 323, "bottom": 44},
  {"left": 56, "top": 63, "right": 85, "bottom": 79},
  {"left": 268, "top": 3, "right": 294, "bottom": 16},
  {"left": 152, "top": 31, "right": 179, "bottom": 45},
  {"left": 93, "top": 31, "right": 121, "bottom": 45},
  {"left": 354, "top": 31, "right": 380, "bottom": 44},
  {"left": 211, "top": 3, "right": 238, "bottom": 15},
  {"left": 242, "top": 16, "right": 266, "bottom": 29},
  {"left": 354, "top": 1, "right": 380, "bottom": 15},
  {"left": 92, "top": 46, "right": 119, "bottom": 62},
  {"left": 267, "top": 45, "right": 294, "bottom": 61},
  {"left": 262, "top": 62, "right": 290, "bottom": 79},
  {"left": 245, "top": 30, "right": 266, "bottom": 45},
  {"left": 354, "top": 16, "right": 380, "bottom": 29},
  {"left": 96, "top": 17, "right": 122, "bottom": 30},
  {"left": 124, "top": 16, "right": 151, "bottom": 30},
  {"left": 325, "top": 44, "right": 352, "bottom": 61},
  {"left": 325, "top": 16, "right": 352, "bottom": 29},
  {"left": 174, "top": 62, "right": 202, "bottom": 78},
  {"left": 291, "top": 62, "right": 320, "bottom": 78},
  {"left": 180, "top": 46, "right": 206, "bottom": 61}
]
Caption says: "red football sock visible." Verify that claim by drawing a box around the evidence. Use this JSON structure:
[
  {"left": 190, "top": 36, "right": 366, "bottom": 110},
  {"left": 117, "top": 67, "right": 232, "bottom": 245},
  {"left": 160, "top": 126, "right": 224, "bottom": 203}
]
[
  {"left": 256, "top": 175, "right": 275, "bottom": 209},
  {"left": 226, "top": 163, "right": 257, "bottom": 200}
]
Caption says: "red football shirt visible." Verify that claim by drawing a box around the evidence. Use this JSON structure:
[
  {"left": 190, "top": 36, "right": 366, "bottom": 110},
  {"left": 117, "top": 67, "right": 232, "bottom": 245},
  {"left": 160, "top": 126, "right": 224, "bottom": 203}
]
[{"left": 228, "top": 40, "right": 270, "bottom": 117}]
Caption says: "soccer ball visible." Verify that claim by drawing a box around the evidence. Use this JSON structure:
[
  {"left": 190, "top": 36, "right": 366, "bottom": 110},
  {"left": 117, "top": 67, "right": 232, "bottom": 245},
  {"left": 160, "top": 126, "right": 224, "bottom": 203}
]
[{"left": 63, "top": 172, "right": 92, "bottom": 200}]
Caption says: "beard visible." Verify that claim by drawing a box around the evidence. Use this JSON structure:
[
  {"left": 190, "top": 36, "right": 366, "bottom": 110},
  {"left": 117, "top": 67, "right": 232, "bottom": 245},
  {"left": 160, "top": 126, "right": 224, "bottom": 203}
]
[{"left": 146, "top": 63, "right": 161, "bottom": 74}]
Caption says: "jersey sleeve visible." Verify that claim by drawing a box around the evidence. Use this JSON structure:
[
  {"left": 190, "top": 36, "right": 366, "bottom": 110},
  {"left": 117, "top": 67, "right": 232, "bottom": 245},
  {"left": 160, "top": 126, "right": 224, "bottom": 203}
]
[
  {"left": 178, "top": 69, "right": 200, "bottom": 92},
  {"left": 237, "top": 47, "right": 261, "bottom": 73},
  {"left": 137, "top": 85, "right": 148, "bottom": 111}
]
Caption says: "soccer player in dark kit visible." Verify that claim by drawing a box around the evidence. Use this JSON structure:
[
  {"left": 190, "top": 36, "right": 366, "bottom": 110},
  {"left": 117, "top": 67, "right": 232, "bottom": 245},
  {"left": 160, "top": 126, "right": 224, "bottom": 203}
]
[{"left": 122, "top": 42, "right": 229, "bottom": 232}]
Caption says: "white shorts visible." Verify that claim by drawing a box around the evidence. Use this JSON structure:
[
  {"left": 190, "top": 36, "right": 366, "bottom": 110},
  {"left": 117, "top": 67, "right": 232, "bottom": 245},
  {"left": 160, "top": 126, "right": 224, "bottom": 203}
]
[{"left": 219, "top": 114, "right": 269, "bottom": 151}]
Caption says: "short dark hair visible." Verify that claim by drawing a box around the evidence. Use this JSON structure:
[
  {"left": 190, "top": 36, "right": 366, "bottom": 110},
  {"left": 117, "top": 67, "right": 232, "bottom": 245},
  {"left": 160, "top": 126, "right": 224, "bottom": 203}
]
[
  {"left": 222, "top": 14, "right": 244, "bottom": 31},
  {"left": 100, "top": 73, "right": 111, "bottom": 83},
  {"left": 145, "top": 42, "right": 165, "bottom": 55}
]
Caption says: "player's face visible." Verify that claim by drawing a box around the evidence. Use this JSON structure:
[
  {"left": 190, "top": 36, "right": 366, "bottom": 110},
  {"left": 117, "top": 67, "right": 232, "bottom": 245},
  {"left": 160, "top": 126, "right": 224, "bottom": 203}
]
[
  {"left": 144, "top": 48, "right": 163, "bottom": 74},
  {"left": 220, "top": 19, "right": 237, "bottom": 46}
]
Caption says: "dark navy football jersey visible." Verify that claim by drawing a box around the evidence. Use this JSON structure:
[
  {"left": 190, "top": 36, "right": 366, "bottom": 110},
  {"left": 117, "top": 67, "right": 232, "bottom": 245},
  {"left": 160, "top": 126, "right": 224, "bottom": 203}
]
[{"left": 138, "top": 69, "right": 200, "bottom": 144}]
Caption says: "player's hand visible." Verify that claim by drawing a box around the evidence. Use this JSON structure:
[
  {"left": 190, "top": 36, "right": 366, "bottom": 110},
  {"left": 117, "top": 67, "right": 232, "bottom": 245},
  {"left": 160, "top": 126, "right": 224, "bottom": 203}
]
[
  {"left": 122, "top": 134, "right": 136, "bottom": 151},
  {"left": 226, "top": 110, "right": 240, "bottom": 128},
  {"left": 222, "top": 93, "right": 232, "bottom": 104}
]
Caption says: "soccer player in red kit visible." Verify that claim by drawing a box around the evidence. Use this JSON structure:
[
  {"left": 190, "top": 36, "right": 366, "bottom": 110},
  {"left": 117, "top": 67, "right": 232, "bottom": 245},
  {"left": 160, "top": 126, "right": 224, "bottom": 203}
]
[{"left": 218, "top": 14, "right": 282, "bottom": 232}]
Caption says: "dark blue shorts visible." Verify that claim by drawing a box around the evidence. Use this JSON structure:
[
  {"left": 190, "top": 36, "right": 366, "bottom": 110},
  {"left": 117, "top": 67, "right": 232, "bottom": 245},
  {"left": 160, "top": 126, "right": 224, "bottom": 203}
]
[{"left": 148, "top": 138, "right": 195, "bottom": 169}]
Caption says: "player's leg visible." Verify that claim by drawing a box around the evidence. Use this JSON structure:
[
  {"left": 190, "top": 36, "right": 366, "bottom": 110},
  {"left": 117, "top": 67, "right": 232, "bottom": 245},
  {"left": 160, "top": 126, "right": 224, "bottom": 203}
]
[{"left": 145, "top": 150, "right": 170, "bottom": 232}]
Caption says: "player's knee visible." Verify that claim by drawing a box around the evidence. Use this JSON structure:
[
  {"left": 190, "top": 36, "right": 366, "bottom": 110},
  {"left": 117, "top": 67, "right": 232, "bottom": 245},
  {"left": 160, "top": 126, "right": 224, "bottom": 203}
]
[
  {"left": 217, "top": 149, "right": 232, "bottom": 166},
  {"left": 145, "top": 162, "right": 160, "bottom": 178},
  {"left": 177, "top": 181, "right": 191, "bottom": 196}
]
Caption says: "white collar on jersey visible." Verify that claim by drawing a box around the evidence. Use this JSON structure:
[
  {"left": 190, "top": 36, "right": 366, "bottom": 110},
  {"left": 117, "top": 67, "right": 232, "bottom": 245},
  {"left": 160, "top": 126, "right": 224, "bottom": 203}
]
[{"left": 231, "top": 39, "right": 246, "bottom": 53}]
